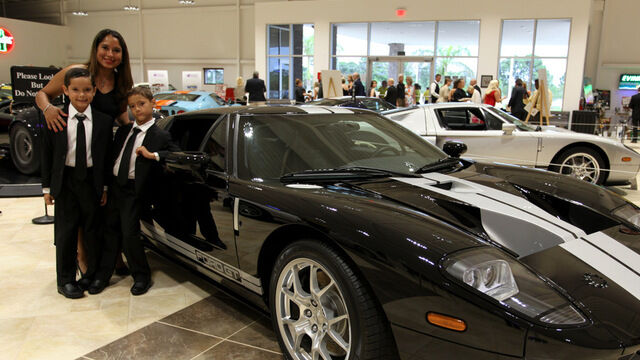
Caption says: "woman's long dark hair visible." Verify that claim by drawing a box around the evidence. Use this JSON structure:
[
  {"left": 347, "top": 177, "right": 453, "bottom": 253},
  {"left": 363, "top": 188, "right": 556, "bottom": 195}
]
[{"left": 86, "top": 29, "right": 133, "bottom": 112}]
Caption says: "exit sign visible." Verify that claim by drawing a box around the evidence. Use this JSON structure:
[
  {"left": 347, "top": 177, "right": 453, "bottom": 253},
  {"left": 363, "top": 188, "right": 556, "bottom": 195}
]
[{"left": 619, "top": 74, "right": 640, "bottom": 90}]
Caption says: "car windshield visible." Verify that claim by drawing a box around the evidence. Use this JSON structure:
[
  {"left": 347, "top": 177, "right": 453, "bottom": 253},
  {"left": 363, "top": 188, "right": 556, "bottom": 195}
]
[
  {"left": 237, "top": 113, "right": 447, "bottom": 181},
  {"left": 154, "top": 93, "right": 201, "bottom": 102},
  {"left": 491, "top": 108, "right": 536, "bottom": 132}
]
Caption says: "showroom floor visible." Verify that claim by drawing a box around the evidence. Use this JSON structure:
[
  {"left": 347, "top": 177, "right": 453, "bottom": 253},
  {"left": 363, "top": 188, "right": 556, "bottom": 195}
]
[{"left": 2, "top": 144, "right": 640, "bottom": 360}]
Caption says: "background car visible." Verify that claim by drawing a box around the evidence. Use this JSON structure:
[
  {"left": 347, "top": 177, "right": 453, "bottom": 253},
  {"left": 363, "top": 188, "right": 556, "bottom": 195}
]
[
  {"left": 154, "top": 90, "right": 227, "bottom": 116},
  {"left": 138, "top": 105, "right": 639, "bottom": 359},
  {"left": 309, "top": 96, "right": 396, "bottom": 113},
  {"left": 384, "top": 103, "right": 640, "bottom": 185}
]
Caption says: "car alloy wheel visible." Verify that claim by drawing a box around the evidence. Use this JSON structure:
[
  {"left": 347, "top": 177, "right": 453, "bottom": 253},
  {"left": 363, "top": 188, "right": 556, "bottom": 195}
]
[
  {"left": 559, "top": 152, "right": 601, "bottom": 184},
  {"left": 275, "top": 257, "right": 351, "bottom": 360}
]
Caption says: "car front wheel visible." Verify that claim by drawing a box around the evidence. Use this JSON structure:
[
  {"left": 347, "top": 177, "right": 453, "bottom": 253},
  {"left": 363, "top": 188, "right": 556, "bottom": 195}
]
[
  {"left": 269, "top": 240, "right": 398, "bottom": 360},
  {"left": 9, "top": 123, "right": 39, "bottom": 175},
  {"left": 551, "top": 146, "right": 606, "bottom": 184}
]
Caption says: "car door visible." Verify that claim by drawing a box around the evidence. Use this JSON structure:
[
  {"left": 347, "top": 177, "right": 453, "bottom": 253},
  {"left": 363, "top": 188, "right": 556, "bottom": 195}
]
[{"left": 432, "top": 106, "right": 539, "bottom": 166}]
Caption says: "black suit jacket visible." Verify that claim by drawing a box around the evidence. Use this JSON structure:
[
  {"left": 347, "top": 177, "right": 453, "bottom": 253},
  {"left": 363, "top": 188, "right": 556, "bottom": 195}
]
[
  {"left": 630, "top": 93, "right": 640, "bottom": 122},
  {"left": 245, "top": 78, "right": 266, "bottom": 102},
  {"left": 508, "top": 86, "right": 527, "bottom": 115},
  {"left": 353, "top": 79, "right": 366, "bottom": 97},
  {"left": 112, "top": 122, "right": 180, "bottom": 197},
  {"left": 41, "top": 106, "right": 113, "bottom": 198},
  {"left": 384, "top": 85, "right": 398, "bottom": 105}
]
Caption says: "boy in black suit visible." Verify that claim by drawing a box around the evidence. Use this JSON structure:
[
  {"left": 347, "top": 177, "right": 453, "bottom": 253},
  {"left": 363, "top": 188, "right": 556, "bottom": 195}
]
[
  {"left": 90, "top": 86, "right": 178, "bottom": 295},
  {"left": 42, "top": 68, "right": 113, "bottom": 299}
]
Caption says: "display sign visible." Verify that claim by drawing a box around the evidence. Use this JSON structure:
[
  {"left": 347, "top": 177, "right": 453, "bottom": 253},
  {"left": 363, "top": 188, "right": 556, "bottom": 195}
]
[
  {"left": 321, "top": 70, "right": 343, "bottom": 98},
  {"left": 204, "top": 68, "right": 224, "bottom": 85},
  {"left": 619, "top": 74, "right": 640, "bottom": 90},
  {"left": 10, "top": 66, "right": 60, "bottom": 103},
  {"left": 147, "top": 70, "right": 169, "bottom": 93},
  {"left": 182, "top": 71, "right": 201, "bottom": 91},
  {"left": 0, "top": 27, "right": 14, "bottom": 54}
]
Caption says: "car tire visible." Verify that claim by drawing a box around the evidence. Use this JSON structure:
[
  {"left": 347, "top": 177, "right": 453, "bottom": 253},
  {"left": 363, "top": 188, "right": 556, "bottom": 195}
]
[
  {"left": 550, "top": 146, "right": 606, "bottom": 184},
  {"left": 269, "top": 239, "right": 398, "bottom": 360},
  {"left": 9, "top": 123, "right": 39, "bottom": 175}
]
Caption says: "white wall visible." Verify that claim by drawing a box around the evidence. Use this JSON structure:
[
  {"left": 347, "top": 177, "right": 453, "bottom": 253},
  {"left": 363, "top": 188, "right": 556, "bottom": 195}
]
[
  {"left": 0, "top": 17, "right": 69, "bottom": 83},
  {"left": 254, "top": 0, "right": 592, "bottom": 112}
]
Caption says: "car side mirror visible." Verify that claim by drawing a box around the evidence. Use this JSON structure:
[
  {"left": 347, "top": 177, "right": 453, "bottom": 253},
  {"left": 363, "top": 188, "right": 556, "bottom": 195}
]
[
  {"left": 443, "top": 141, "right": 467, "bottom": 158},
  {"left": 166, "top": 151, "right": 208, "bottom": 172},
  {"left": 502, "top": 123, "right": 516, "bottom": 135}
]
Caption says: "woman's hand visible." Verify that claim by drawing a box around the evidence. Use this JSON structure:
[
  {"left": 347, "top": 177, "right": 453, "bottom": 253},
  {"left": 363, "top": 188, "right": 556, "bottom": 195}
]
[{"left": 43, "top": 105, "right": 68, "bottom": 132}]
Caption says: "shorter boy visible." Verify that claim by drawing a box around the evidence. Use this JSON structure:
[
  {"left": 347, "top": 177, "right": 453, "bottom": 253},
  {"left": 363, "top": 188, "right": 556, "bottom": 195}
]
[
  {"left": 42, "top": 68, "right": 113, "bottom": 299},
  {"left": 90, "top": 86, "right": 178, "bottom": 295}
]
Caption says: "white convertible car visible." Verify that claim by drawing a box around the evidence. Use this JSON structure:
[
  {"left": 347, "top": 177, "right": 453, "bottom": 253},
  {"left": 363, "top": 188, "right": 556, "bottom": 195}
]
[{"left": 384, "top": 103, "right": 640, "bottom": 185}]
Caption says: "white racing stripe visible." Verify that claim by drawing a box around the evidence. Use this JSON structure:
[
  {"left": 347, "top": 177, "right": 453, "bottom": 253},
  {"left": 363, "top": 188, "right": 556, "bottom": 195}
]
[
  {"left": 584, "top": 232, "right": 640, "bottom": 275},
  {"left": 561, "top": 239, "right": 640, "bottom": 302}
]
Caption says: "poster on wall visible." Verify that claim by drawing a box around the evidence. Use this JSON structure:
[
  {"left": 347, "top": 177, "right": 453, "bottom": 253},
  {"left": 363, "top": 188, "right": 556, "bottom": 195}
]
[
  {"left": 147, "top": 70, "right": 169, "bottom": 93},
  {"left": 182, "top": 71, "right": 201, "bottom": 91},
  {"left": 10, "top": 66, "right": 61, "bottom": 103},
  {"left": 321, "top": 70, "right": 343, "bottom": 98}
]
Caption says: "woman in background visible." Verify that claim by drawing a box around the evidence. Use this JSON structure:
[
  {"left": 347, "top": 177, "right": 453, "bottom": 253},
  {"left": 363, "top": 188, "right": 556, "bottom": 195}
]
[
  {"left": 368, "top": 80, "right": 378, "bottom": 97},
  {"left": 405, "top": 76, "right": 415, "bottom": 106},
  {"left": 234, "top": 76, "right": 245, "bottom": 103},
  {"left": 483, "top": 79, "right": 506, "bottom": 107},
  {"left": 437, "top": 78, "right": 452, "bottom": 103}
]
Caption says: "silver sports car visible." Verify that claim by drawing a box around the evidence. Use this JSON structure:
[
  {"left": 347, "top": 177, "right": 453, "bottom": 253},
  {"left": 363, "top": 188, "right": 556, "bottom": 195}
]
[{"left": 384, "top": 103, "right": 640, "bottom": 185}]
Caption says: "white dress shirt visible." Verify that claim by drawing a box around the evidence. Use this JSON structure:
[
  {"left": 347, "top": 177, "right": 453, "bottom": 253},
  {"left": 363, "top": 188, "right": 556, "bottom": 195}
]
[
  {"left": 113, "top": 118, "right": 159, "bottom": 179},
  {"left": 429, "top": 82, "right": 440, "bottom": 101},
  {"left": 471, "top": 90, "right": 482, "bottom": 104},
  {"left": 66, "top": 104, "right": 93, "bottom": 168}
]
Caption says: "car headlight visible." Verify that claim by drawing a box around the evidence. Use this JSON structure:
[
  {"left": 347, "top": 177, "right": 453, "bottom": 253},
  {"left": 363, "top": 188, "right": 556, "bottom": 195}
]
[
  {"left": 612, "top": 203, "right": 640, "bottom": 228},
  {"left": 443, "top": 248, "right": 587, "bottom": 326}
]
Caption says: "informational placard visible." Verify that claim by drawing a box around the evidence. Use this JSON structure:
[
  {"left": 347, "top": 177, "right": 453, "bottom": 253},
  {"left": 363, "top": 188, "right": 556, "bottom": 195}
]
[
  {"left": 10, "top": 66, "right": 60, "bottom": 103},
  {"left": 147, "top": 70, "right": 169, "bottom": 93},
  {"left": 321, "top": 70, "right": 343, "bottom": 98},
  {"left": 619, "top": 74, "right": 640, "bottom": 90},
  {"left": 182, "top": 71, "right": 201, "bottom": 91}
]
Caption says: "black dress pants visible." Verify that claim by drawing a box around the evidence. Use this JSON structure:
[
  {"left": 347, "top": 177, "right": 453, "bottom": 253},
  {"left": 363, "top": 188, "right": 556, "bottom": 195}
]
[
  {"left": 632, "top": 117, "right": 639, "bottom": 141},
  {"left": 54, "top": 167, "right": 99, "bottom": 286},
  {"left": 96, "top": 179, "right": 150, "bottom": 283}
]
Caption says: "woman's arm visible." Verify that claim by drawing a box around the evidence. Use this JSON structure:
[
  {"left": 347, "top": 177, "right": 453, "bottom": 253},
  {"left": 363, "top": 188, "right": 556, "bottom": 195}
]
[
  {"left": 115, "top": 111, "right": 131, "bottom": 126},
  {"left": 35, "top": 64, "right": 85, "bottom": 132}
]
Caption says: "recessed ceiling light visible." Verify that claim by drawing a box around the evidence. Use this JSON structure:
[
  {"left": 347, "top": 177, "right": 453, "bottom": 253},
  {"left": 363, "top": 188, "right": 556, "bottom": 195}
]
[
  {"left": 179, "top": 0, "right": 195, "bottom": 4},
  {"left": 72, "top": 11, "right": 88, "bottom": 16},
  {"left": 123, "top": 5, "right": 139, "bottom": 11}
]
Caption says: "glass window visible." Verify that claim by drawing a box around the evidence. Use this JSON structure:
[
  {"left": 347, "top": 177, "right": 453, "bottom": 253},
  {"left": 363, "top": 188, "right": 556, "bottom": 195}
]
[
  {"left": 205, "top": 117, "right": 228, "bottom": 172},
  {"left": 268, "top": 57, "right": 290, "bottom": 99},
  {"left": 534, "top": 19, "right": 570, "bottom": 57},
  {"left": 435, "top": 57, "right": 477, "bottom": 82},
  {"left": 268, "top": 25, "right": 290, "bottom": 56},
  {"left": 332, "top": 23, "right": 368, "bottom": 56},
  {"left": 437, "top": 108, "right": 485, "bottom": 130},
  {"left": 498, "top": 57, "right": 532, "bottom": 100},
  {"left": 534, "top": 58, "right": 567, "bottom": 111},
  {"left": 370, "top": 22, "right": 435, "bottom": 56},
  {"left": 292, "top": 24, "right": 314, "bottom": 55},
  {"left": 500, "top": 20, "right": 534, "bottom": 57},
  {"left": 437, "top": 21, "right": 480, "bottom": 57},
  {"left": 332, "top": 57, "right": 367, "bottom": 81}
]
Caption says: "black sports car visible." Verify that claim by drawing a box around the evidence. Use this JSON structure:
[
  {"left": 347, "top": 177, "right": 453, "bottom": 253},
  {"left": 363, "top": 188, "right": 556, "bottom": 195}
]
[
  {"left": 141, "top": 105, "right": 640, "bottom": 359},
  {"left": 308, "top": 96, "right": 396, "bottom": 113}
]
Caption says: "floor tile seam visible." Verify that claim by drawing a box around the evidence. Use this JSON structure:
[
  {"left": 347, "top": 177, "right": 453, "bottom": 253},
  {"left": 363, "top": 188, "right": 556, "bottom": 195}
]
[
  {"left": 223, "top": 318, "right": 259, "bottom": 339},
  {"left": 156, "top": 320, "right": 227, "bottom": 340},
  {"left": 221, "top": 338, "right": 283, "bottom": 355},
  {"left": 188, "top": 340, "right": 225, "bottom": 360}
]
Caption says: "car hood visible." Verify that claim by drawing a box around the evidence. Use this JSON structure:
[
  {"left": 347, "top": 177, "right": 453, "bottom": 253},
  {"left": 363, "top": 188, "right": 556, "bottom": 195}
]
[{"left": 349, "top": 163, "right": 640, "bottom": 346}]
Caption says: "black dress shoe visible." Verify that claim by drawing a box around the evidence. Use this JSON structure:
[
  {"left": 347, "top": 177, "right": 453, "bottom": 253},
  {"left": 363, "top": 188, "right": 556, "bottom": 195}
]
[
  {"left": 88, "top": 279, "right": 108, "bottom": 295},
  {"left": 78, "top": 277, "right": 92, "bottom": 291},
  {"left": 115, "top": 265, "right": 130, "bottom": 276},
  {"left": 57, "top": 283, "right": 84, "bottom": 299},
  {"left": 130, "top": 280, "right": 152, "bottom": 296}
]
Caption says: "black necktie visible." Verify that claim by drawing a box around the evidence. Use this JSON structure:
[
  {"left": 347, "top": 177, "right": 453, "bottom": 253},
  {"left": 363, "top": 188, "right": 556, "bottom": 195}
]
[
  {"left": 117, "top": 127, "right": 141, "bottom": 186},
  {"left": 75, "top": 113, "right": 87, "bottom": 180}
]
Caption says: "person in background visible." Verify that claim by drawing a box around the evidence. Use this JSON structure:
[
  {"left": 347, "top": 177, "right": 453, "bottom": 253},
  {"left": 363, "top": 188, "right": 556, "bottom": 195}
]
[
  {"left": 483, "top": 79, "right": 505, "bottom": 107},
  {"left": 437, "top": 77, "right": 452, "bottom": 103},
  {"left": 352, "top": 72, "right": 366, "bottom": 97},
  {"left": 384, "top": 78, "right": 398, "bottom": 106},
  {"left": 451, "top": 78, "right": 470, "bottom": 102},
  {"left": 396, "top": 74, "right": 406, "bottom": 107},
  {"left": 245, "top": 71, "right": 266, "bottom": 102},
  {"left": 234, "top": 76, "right": 245, "bottom": 104},
  {"left": 430, "top": 74, "right": 441, "bottom": 103},
  {"left": 468, "top": 85, "right": 481, "bottom": 104},
  {"left": 294, "top": 78, "right": 308, "bottom": 103},
  {"left": 368, "top": 80, "right": 378, "bottom": 98},
  {"left": 414, "top": 83, "right": 422, "bottom": 104},
  {"left": 316, "top": 72, "right": 323, "bottom": 99},
  {"left": 508, "top": 78, "right": 528, "bottom": 120},
  {"left": 628, "top": 86, "right": 640, "bottom": 142},
  {"left": 313, "top": 81, "right": 320, "bottom": 100},
  {"left": 470, "top": 79, "right": 482, "bottom": 100},
  {"left": 341, "top": 78, "right": 349, "bottom": 96},
  {"left": 378, "top": 80, "right": 388, "bottom": 98},
  {"left": 405, "top": 76, "right": 415, "bottom": 106}
]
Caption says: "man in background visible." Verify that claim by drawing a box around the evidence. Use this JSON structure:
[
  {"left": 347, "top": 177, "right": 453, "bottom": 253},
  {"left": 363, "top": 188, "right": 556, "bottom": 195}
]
[
  {"left": 430, "top": 74, "right": 441, "bottom": 103},
  {"left": 628, "top": 86, "right": 640, "bottom": 143},
  {"left": 470, "top": 79, "right": 482, "bottom": 99},
  {"left": 384, "top": 78, "right": 397, "bottom": 106},
  {"left": 245, "top": 71, "right": 267, "bottom": 102},
  {"left": 352, "top": 72, "right": 366, "bottom": 97},
  {"left": 508, "top": 78, "right": 528, "bottom": 120}
]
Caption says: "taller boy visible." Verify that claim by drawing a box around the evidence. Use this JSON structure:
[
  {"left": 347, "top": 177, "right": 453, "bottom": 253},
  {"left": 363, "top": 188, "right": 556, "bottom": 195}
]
[{"left": 42, "top": 68, "right": 113, "bottom": 299}]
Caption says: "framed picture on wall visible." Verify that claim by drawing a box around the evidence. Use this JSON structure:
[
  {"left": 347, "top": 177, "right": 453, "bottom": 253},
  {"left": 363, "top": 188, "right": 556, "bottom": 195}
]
[
  {"left": 481, "top": 75, "right": 493, "bottom": 88},
  {"left": 204, "top": 68, "right": 224, "bottom": 85}
]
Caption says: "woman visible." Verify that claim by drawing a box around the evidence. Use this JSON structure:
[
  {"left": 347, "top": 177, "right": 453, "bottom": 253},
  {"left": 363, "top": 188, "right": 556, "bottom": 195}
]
[
  {"left": 368, "top": 80, "right": 378, "bottom": 98},
  {"left": 451, "top": 78, "right": 470, "bottom": 102},
  {"left": 36, "top": 28, "right": 134, "bottom": 275},
  {"left": 405, "top": 76, "right": 415, "bottom": 106},
  {"left": 437, "top": 78, "right": 452, "bottom": 103},
  {"left": 313, "top": 81, "right": 320, "bottom": 99},
  {"left": 483, "top": 79, "right": 506, "bottom": 107},
  {"left": 234, "top": 76, "right": 245, "bottom": 103}
]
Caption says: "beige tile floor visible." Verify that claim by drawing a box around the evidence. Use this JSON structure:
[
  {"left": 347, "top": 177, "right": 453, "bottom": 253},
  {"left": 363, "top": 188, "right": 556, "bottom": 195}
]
[{"left": 2, "top": 145, "right": 640, "bottom": 360}]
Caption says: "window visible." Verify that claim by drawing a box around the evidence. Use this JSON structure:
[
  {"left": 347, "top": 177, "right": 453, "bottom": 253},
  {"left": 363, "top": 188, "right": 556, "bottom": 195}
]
[
  {"left": 267, "top": 24, "right": 314, "bottom": 100},
  {"left": 204, "top": 116, "right": 228, "bottom": 172},
  {"left": 498, "top": 19, "right": 571, "bottom": 111},
  {"left": 436, "top": 108, "right": 486, "bottom": 131}
]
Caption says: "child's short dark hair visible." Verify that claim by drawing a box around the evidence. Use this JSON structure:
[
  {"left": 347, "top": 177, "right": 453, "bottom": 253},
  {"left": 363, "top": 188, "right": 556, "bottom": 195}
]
[
  {"left": 126, "top": 86, "right": 154, "bottom": 101},
  {"left": 64, "top": 67, "right": 94, "bottom": 87}
]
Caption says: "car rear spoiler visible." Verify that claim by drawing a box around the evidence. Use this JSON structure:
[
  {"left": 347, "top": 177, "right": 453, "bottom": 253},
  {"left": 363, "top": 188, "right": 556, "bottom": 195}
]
[{"left": 381, "top": 105, "right": 420, "bottom": 116}]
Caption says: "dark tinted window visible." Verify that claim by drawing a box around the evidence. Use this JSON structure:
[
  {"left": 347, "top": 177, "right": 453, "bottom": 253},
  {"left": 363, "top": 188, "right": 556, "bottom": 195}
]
[
  {"left": 169, "top": 116, "right": 218, "bottom": 151},
  {"left": 209, "top": 93, "right": 226, "bottom": 106},
  {"left": 437, "top": 108, "right": 486, "bottom": 131},
  {"left": 204, "top": 116, "right": 228, "bottom": 172},
  {"left": 483, "top": 110, "right": 505, "bottom": 130}
]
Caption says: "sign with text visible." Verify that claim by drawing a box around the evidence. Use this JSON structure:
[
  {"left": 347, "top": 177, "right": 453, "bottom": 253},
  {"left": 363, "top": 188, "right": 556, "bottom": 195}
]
[
  {"left": 10, "top": 66, "right": 60, "bottom": 103},
  {"left": 321, "top": 70, "right": 343, "bottom": 98},
  {"left": 147, "top": 70, "right": 169, "bottom": 93},
  {"left": 0, "top": 27, "right": 14, "bottom": 54},
  {"left": 182, "top": 71, "right": 201, "bottom": 91},
  {"left": 619, "top": 74, "right": 640, "bottom": 90}
]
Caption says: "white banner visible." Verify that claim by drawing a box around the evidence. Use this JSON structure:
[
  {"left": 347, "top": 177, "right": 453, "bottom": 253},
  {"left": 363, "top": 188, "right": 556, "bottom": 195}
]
[
  {"left": 321, "top": 70, "right": 343, "bottom": 98},
  {"left": 147, "top": 70, "right": 169, "bottom": 93},
  {"left": 182, "top": 71, "right": 201, "bottom": 91}
]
